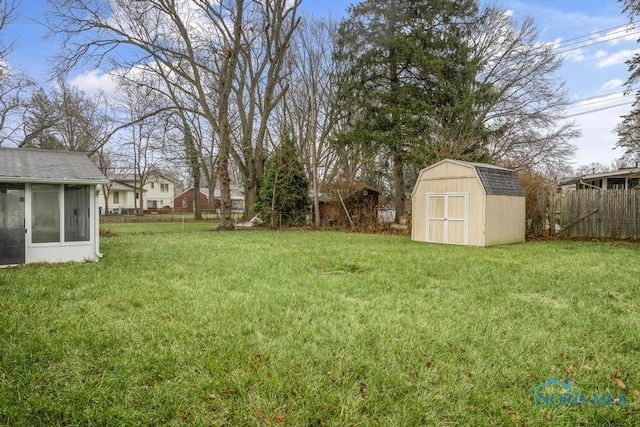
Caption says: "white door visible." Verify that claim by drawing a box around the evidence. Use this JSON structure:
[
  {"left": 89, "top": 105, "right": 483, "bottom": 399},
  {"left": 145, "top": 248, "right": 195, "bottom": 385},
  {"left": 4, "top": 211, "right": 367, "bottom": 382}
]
[{"left": 426, "top": 193, "right": 468, "bottom": 245}]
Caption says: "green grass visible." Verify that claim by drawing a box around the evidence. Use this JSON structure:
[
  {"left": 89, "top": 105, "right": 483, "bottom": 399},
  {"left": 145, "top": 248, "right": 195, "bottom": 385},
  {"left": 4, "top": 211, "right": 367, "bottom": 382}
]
[
  {"left": 100, "top": 220, "right": 218, "bottom": 235},
  {"left": 1, "top": 231, "right": 639, "bottom": 425}
]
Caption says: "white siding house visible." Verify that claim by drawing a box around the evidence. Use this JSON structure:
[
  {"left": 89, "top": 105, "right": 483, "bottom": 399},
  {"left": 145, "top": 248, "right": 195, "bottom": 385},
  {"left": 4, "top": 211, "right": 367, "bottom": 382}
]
[{"left": 99, "top": 172, "right": 178, "bottom": 214}]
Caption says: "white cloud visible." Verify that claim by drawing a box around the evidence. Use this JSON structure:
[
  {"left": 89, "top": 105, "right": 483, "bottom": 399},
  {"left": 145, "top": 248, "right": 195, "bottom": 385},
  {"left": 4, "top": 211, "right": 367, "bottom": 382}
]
[
  {"left": 70, "top": 69, "right": 118, "bottom": 98},
  {"left": 562, "top": 48, "right": 587, "bottom": 63},
  {"left": 602, "top": 79, "right": 624, "bottom": 91},
  {"left": 597, "top": 49, "right": 640, "bottom": 68},
  {"left": 566, "top": 95, "right": 633, "bottom": 166},
  {"left": 594, "top": 50, "right": 608, "bottom": 59}
]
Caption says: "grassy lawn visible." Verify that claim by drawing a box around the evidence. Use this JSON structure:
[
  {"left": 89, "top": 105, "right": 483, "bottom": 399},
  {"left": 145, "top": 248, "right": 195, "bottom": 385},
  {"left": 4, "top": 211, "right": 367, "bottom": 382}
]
[
  {"left": 1, "top": 231, "right": 639, "bottom": 426},
  {"left": 100, "top": 219, "right": 218, "bottom": 235}
]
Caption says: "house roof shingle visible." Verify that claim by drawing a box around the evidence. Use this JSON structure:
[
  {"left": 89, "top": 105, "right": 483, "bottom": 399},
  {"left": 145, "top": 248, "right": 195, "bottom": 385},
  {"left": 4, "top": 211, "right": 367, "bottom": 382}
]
[
  {"left": 173, "top": 185, "right": 245, "bottom": 201},
  {"left": 0, "top": 147, "right": 108, "bottom": 184}
]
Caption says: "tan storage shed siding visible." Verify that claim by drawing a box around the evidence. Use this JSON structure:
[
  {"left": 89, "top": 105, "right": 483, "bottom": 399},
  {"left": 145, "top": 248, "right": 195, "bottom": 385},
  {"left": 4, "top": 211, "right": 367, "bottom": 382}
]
[
  {"left": 484, "top": 195, "right": 526, "bottom": 246},
  {"left": 411, "top": 159, "right": 525, "bottom": 247}
]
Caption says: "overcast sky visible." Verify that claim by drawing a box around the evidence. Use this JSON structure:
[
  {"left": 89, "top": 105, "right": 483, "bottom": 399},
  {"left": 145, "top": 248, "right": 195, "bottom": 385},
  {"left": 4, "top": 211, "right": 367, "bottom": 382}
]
[{"left": 5, "top": 0, "right": 638, "bottom": 170}]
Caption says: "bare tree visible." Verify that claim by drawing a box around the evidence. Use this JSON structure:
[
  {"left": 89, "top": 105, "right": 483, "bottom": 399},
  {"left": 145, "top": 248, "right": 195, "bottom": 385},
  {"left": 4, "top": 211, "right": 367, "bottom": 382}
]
[
  {"left": 116, "top": 79, "right": 168, "bottom": 214},
  {"left": 229, "top": 0, "right": 302, "bottom": 219},
  {"left": 0, "top": 0, "right": 19, "bottom": 61},
  {"left": 471, "top": 7, "right": 579, "bottom": 173},
  {"left": 163, "top": 110, "right": 207, "bottom": 219},
  {"left": 46, "top": 0, "right": 237, "bottom": 228},
  {"left": 21, "top": 81, "right": 111, "bottom": 153},
  {"left": 573, "top": 162, "right": 611, "bottom": 176},
  {"left": 0, "top": 0, "right": 35, "bottom": 145},
  {"left": 282, "top": 16, "right": 342, "bottom": 227},
  {"left": 46, "top": 0, "right": 301, "bottom": 229}
]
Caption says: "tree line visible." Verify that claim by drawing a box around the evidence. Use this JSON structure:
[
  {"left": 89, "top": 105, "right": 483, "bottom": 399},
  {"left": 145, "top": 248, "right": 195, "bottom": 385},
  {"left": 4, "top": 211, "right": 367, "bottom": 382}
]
[{"left": 0, "top": 0, "right": 591, "bottom": 227}]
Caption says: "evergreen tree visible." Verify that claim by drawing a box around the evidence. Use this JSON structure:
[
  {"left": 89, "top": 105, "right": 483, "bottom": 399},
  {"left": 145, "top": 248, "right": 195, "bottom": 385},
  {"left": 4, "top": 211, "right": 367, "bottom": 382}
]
[
  {"left": 334, "top": 0, "right": 490, "bottom": 222},
  {"left": 255, "top": 133, "right": 309, "bottom": 227}
]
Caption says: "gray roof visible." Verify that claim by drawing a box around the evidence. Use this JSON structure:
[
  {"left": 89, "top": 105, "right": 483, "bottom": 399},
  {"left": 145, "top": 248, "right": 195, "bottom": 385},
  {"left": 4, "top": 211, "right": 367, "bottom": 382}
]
[
  {"left": 0, "top": 147, "right": 108, "bottom": 184},
  {"left": 213, "top": 184, "right": 245, "bottom": 200},
  {"left": 560, "top": 167, "right": 640, "bottom": 186},
  {"left": 117, "top": 172, "right": 180, "bottom": 184},
  {"left": 452, "top": 160, "right": 524, "bottom": 196},
  {"left": 173, "top": 185, "right": 245, "bottom": 201},
  {"left": 474, "top": 166, "right": 524, "bottom": 196}
]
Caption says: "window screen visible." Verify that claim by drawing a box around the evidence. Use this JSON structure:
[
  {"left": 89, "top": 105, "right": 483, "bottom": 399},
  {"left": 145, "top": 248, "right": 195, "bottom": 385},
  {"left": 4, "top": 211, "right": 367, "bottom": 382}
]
[
  {"left": 32, "top": 184, "right": 60, "bottom": 243},
  {"left": 64, "top": 185, "right": 90, "bottom": 242}
]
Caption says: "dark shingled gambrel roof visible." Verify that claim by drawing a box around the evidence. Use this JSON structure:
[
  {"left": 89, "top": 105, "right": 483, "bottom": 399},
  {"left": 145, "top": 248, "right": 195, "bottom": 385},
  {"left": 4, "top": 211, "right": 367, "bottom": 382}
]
[
  {"left": 0, "top": 147, "right": 108, "bottom": 184},
  {"left": 455, "top": 160, "right": 524, "bottom": 196},
  {"left": 474, "top": 166, "right": 524, "bottom": 196}
]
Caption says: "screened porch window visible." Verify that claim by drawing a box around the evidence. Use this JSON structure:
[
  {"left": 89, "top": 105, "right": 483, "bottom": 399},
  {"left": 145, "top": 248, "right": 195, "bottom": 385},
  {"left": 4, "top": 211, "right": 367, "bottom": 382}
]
[
  {"left": 65, "top": 185, "right": 90, "bottom": 242},
  {"left": 607, "top": 178, "right": 626, "bottom": 190},
  {"left": 32, "top": 184, "right": 60, "bottom": 243},
  {"left": 31, "top": 184, "right": 91, "bottom": 243}
]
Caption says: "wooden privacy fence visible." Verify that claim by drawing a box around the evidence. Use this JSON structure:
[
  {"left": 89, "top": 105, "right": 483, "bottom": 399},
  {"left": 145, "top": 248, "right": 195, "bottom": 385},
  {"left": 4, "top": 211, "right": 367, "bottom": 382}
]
[{"left": 531, "top": 189, "right": 640, "bottom": 239}]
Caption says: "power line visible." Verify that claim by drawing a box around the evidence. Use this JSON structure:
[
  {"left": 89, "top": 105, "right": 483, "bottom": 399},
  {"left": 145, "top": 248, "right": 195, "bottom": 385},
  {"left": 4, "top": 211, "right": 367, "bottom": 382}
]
[
  {"left": 568, "top": 91, "right": 627, "bottom": 106},
  {"left": 554, "top": 31, "right": 640, "bottom": 56},
  {"left": 511, "top": 22, "right": 638, "bottom": 58},
  {"left": 553, "top": 23, "right": 635, "bottom": 47},
  {"left": 567, "top": 92, "right": 633, "bottom": 109},
  {"left": 564, "top": 101, "right": 634, "bottom": 118},
  {"left": 553, "top": 25, "right": 637, "bottom": 51}
]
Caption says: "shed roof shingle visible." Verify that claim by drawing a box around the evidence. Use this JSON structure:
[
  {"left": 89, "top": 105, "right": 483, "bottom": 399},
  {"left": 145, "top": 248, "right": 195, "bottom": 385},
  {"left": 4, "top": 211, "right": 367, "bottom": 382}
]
[
  {"left": 450, "top": 160, "right": 525, "bottom": 196},
  {"left": 0, "top": 147, "right": 107, "bottom": 184},
  {"left": 474, "top": 166, "right": 524, "bottom": 196}
]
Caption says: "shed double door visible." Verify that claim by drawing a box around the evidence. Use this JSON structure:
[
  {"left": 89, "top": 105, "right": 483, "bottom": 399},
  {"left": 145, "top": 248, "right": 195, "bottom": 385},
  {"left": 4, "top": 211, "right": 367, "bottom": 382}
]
[{"left": 426, "top": 193, "right": 468, "bottom": 245}]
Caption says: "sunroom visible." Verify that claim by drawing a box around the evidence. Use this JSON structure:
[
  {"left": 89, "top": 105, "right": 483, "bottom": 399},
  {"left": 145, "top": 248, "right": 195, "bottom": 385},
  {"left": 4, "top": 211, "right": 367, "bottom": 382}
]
[{"left": 0, "top": 147, "right": 108, "bottom": 266}]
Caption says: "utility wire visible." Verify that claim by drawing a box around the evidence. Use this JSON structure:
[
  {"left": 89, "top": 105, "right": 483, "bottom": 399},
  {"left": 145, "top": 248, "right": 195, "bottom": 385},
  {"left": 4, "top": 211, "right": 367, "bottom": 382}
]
[
  {"left": 554, "top": 31, "right": 640, "bottom": 56},
  {"left": 511, "top": 22, "right": 637, "bottom": 57},
  {"left": 567, "top": 92, "right": 633, "bottom": 109},
  {"left": 553, "top": 23, "right": 635, "bottom": 47},
  {"left": 552, "top": 25, "right": 636, "bottom": 51},
  {"left": 564, "top": 101, "right": 635, "bottom": 118}
]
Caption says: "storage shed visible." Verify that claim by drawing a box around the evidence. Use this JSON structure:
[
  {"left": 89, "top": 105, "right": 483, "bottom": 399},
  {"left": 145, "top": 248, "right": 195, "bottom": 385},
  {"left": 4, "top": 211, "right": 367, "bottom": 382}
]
[
  {"left": 0, "top": 147, "right": 108, "bottom": 266},
  {"left": 411, "top": 159, "right": 525, "bottom": 246},
  {"left": 318, "top": 184, "right": 381, "bottom": 226}
]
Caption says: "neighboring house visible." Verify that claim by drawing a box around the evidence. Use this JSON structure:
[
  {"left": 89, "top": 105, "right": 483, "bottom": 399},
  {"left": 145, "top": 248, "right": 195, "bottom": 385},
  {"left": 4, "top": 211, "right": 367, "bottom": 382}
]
[
  {"left": 99, "top": 172, "right": 178, "bottom": 214},
  {"left": 174, "top": 188, "right": 211, "bottom": 212},
  {"left": 0, "top": 147, "right": 108, "bottom": 266},
  {"left": 560, "top": 166, "right": 640, "bottom": 191},
  {"left": 212, "top": 185, "right": 245, "bottom": 212},
  {"left": 318, "top": 184, "right": 381, "bottom": 226},
  {"left": 173, "top": 185, "right": 245, "bottom": 213}
]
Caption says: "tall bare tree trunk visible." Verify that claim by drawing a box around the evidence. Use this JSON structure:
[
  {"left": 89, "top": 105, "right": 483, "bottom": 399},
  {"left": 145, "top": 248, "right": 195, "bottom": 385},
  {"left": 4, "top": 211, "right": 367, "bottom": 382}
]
[{"left": 393, "top": 152, "right": 405, "bottom": 222}]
